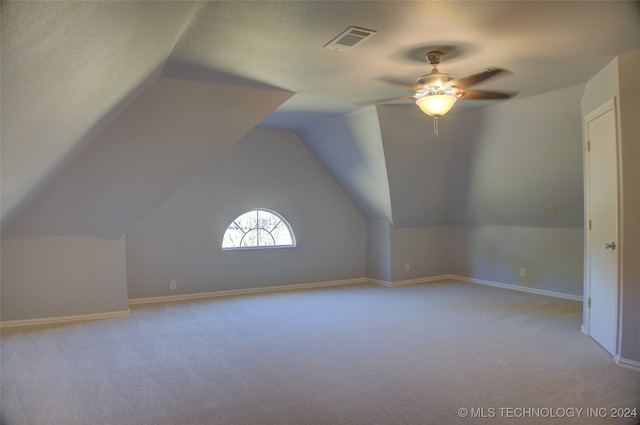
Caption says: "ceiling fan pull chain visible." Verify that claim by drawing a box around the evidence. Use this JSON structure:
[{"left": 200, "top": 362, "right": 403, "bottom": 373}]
[{"left": 433, "top": 116, "right": 440, "bottom": 142}]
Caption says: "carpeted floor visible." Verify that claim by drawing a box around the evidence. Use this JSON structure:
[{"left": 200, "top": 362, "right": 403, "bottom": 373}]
[{"left": 1, "top": 280, "right": 639, "bottom": 424}]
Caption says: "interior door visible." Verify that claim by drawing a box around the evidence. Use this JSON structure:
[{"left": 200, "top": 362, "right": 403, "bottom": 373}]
[{"left": 585, "top": 99, "right": 619, "bottom": 356}]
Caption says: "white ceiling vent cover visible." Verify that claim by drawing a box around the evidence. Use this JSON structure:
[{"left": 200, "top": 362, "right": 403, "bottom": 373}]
[{"left": 324, "top": 26, "right": 376, "bottom": 52}]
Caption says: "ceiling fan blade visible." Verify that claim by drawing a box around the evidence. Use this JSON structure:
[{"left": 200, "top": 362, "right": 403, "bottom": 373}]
[
  {"left": 354, "top": 95, "right": 415, "bottom": 106},
  {"left": 458, "top": 89, "right": 516, "bottom": 100},
  {"left": 376, "top": 76, "right": 421, "bottom": 91},
  {"left": 453, "top": 68, "right": 507, "bottom": 88}
]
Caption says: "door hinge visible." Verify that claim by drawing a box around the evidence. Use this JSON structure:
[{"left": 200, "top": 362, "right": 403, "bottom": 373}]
[
  {"left": 588, "top": 219, "right": 592, "bottom": 230},
  {"left": 587, "top": 140, "right": 591, "bottom": 151},
  {"left": 588, "top": 297, "right": 591, "bottom": 308}
]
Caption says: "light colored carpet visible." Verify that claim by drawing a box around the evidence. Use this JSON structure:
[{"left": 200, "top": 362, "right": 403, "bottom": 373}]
[{"left": 1, "top": 281, "right": 639, "bottom": 425}]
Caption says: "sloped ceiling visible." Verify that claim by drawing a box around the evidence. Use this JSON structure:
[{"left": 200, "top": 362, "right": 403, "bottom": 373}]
[
  {"left": 377, "top": 104, "right": 456, "bottom": 227},
  {"left": 298, "top": 107, "right": 394, "bottom": 225},
  {"left": 2, "top": 1, "right": 640, "bottom": 236},
  {"left": 1, "top": 1, "right": 200, "bottom": 227},
  {"left": 3, "top": 78, "right": 293, "bottom": 239},
  {"left": 447, "top": 84, "right": 585, "bottom": 228}
]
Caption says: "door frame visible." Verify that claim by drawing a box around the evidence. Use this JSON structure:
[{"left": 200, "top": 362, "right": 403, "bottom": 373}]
[{"left": 582, "top": 97, "right": 621, "bottom": 356}]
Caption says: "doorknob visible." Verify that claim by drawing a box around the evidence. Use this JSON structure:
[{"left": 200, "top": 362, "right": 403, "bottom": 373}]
[{"left": 605, "top": 242, "right": 616, "bottom": 250}]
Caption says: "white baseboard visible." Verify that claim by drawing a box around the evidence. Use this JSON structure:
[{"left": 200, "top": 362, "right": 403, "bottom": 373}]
[
  {"left": 450, "top": 275, "right": 583, "bottom": 302},
  {"left": 3, "top": 275, "right": 580, "bottom": 327},
  {"left": 367, "top": 278, "right": 390, "bottom": 287},
  {"left": 368, "top": 275, "right": 452, "bottom": 287},
  {"left": 615, "top": 355, "right": 640, "bottom": 372},
  {"left": 368, "top": 274, "right": 582, "bottom": 303},
  {"left": 0, "top": 309, "right": 131, "bottom": 329},
  {"left": 128, "top": 278, "right": 367, "bottom": 305}
]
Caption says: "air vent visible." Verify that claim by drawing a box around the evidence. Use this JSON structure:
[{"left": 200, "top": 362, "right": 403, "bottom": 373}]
[{"left": 324, "top": 26, "right": 376, "bottom": 52}]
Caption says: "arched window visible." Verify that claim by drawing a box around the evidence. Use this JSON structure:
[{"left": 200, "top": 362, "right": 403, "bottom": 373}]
[{"left": 222, "top": 209, "right": 296, "bottom": 250}]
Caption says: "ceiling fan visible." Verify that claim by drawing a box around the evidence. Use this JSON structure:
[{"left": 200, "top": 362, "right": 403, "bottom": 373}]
[{"left": 369, "top": 50, "right": 515, "bottom": 141}]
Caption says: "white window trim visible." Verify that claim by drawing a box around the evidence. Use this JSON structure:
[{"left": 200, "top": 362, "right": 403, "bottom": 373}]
[{"left": 222, "top": 208, "right": 296, "bottom": 250}]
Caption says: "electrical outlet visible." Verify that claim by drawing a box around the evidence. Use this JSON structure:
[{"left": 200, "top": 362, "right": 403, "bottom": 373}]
[
  {"left": 170, "top": 280, "right": 177, "bottom": 290},
  {"left": 405, "top": 262, "right": 410, "bottom": 271},
  {"left": 519, "top": 268, "right": 526, "bottom": 278}
]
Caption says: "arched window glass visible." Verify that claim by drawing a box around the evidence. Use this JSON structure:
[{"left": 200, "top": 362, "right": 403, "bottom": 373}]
[{"left": 222, "top": 209, "right": 296, "bottom": 250}]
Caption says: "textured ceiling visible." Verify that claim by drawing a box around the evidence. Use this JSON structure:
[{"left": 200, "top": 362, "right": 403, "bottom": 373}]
[
  {"left": 2, "top": 1, "right": 640, "bottom": 233},
  {"left": 166, "top": 1, "right": 640, "bottom": 127},
  {"left": 1, "top": 1, "right": 199, "bottom": 227}
]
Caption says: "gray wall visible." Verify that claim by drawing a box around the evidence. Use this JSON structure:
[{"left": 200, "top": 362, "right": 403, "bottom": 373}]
[
  {"left": 378, "top": 85, "right": 585, "bottom": 295},
  {"left": 617, "top": 50, "right": 640, "bottom": 365},
  {"left": 366, "top": 223, "right": 450, "bottom": 284},
  {"left": 0, "top": 76, "right": 291, "bottom": 323},
  {"left": 1, "top": 236, "right": 128, "bottom": 321},
  {"left": 448, "top": 226, "right": 583, "bottom": 296},
  {"left": 0, "top": 71, "right": 610, "bottom": 326},
  {"left": 125, "top": 128, "right": 367, "bottom": 299},
  {"left": 444, "top": 84, "right": 584, "bottom": 297},
  {"left": 0, "top": 83, "right": 589, "bottom": 322},
  {"left": 366, "top": 220, "right": 391, "bottom": 283},
  {"left": 389, "top": 226, "right": 449, "bottom": 282}
]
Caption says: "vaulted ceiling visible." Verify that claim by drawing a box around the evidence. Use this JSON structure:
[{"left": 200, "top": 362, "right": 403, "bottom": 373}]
[{"left": 2, "top": 1, "right": 639, "bottom": 237}]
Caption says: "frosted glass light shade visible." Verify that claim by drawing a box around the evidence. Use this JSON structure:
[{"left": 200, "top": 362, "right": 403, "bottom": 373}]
[{"left": 415, "top": 94, "right": 457, "bottom": 117}]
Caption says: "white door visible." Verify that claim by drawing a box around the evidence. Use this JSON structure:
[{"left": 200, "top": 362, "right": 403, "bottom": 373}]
[{"left": 585, "top": 99, "right": 619, "bottom": 356}]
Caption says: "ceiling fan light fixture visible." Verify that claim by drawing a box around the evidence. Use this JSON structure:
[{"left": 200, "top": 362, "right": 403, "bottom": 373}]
[
  {"left": 415, "top": 94, "right": 458, "bottom": 117},
  {"left": 369, "top": 50, "right": 513, "bottom": 142}
]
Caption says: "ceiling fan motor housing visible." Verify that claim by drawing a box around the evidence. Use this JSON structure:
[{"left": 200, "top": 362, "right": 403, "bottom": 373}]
[
  {"left": 419, "top": 51, "right": 456, "bottom": 92},
  {"left": 426, "top": 51, "right": 444, "bottom": 65}
]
